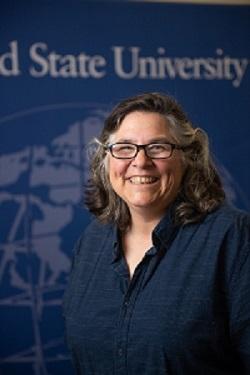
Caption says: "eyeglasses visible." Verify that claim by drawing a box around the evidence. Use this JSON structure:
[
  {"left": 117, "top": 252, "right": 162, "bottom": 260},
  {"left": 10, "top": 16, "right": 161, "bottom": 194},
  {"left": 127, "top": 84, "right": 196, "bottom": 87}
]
[{"left": 105, "top": 142, "right": 184, "bottom": 159}]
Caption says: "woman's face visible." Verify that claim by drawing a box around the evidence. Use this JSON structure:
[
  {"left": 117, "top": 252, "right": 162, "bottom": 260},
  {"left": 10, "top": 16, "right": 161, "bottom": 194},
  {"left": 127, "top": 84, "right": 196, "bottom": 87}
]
[{"left": 107, "top": 111, "right": 185, "bottom": 219}]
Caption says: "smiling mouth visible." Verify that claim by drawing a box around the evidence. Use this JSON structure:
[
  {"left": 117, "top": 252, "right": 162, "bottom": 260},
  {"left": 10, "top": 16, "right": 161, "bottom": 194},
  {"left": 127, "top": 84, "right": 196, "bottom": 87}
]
[{"left": 129, "top": 176, "right": 159, "bottom": 185}]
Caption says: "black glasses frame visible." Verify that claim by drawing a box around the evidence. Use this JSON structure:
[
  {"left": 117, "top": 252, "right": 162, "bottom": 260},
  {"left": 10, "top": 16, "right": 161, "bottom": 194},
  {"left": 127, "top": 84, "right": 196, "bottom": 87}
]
[{"left": 106, "top": 142, "right": 184, "bottom": 159}]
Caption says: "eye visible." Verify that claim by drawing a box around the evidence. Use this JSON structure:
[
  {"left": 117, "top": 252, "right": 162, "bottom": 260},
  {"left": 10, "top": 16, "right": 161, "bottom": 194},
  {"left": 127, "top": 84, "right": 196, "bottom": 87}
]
[
  {"left": 111, "top": 143, "right": 136, "bottom": 157},
  {"left": 114, "top": 144, "right": 135, "bottom": 152},
  {"left": 148, "top": 144, "right": 169, "bottom": 154}
]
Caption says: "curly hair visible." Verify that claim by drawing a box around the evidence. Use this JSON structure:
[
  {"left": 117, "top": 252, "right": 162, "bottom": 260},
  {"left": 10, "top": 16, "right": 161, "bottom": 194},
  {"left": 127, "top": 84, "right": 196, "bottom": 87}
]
[{"left": 85, "top": 92, "right": 225, "bottom": 229}]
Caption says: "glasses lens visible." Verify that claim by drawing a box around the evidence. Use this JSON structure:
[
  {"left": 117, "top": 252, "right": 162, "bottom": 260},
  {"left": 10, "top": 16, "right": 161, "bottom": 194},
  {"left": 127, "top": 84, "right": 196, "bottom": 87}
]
[
  {"left": 146, "top": 143, "right": 172, "bottom": 158},
  {"left": 111, "top": 144, "right": 136, "bottom": 158}
]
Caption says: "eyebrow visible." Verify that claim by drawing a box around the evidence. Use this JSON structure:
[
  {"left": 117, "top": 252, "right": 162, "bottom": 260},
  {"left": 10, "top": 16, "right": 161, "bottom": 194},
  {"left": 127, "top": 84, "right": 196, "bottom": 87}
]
[{"left": 113, "top": 137, "right": 172, "bottom": 144}]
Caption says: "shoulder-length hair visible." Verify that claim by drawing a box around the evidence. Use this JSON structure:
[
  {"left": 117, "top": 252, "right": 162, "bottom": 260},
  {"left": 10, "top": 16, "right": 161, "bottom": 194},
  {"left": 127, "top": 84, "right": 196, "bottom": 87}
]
[{"left": 85, "top": 92, "right": 225, "bottom": 230}]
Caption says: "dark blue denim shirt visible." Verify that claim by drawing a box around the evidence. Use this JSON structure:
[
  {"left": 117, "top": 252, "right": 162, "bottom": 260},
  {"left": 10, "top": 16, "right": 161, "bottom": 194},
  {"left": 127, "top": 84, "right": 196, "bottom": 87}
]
[{"left": 63, "top": 202, "right": 250, "bottom": 374}]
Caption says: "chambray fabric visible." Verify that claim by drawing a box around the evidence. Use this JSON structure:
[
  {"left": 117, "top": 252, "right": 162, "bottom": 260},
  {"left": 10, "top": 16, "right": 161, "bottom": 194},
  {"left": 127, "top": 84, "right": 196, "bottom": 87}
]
[{"left": 63, "top": 202, "right": 250, "bottom": 374}]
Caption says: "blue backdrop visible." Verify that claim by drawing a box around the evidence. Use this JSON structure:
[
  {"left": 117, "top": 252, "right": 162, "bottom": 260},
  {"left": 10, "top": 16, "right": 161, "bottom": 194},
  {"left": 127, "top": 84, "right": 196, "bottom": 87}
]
[{"left": 0, "top": 1, "right": 249, "bottom": 374}]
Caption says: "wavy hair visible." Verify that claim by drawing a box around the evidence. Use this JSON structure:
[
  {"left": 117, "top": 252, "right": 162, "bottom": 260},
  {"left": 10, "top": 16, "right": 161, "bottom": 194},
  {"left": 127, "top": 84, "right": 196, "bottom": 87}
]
[{"left": 85, "top": 92, "right": 225, "bottom": 229}]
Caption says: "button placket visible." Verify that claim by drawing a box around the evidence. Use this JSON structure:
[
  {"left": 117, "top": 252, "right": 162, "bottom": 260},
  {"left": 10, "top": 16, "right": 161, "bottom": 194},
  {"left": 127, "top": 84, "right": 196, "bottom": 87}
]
[{"left": 114, "top": 263, "right": 149, "bottom": 374}]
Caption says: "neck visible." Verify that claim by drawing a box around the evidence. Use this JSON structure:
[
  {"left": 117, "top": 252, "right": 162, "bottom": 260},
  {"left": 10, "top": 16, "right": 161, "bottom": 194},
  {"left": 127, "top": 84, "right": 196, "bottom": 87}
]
[{"left": 128, "top": 208, "right": 164, "bottom": 236}]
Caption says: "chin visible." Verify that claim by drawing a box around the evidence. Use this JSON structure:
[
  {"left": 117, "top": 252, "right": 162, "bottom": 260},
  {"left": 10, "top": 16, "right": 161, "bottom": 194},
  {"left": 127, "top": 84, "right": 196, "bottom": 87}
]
[{"left": 128, "top": 200, "right": 161, "bottom": 210}]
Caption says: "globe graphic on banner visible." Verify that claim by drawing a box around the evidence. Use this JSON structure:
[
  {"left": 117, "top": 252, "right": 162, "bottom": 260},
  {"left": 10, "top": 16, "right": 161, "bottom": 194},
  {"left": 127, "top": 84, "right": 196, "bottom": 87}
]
[
  {"left": 0, "top": 103, "right": 107, "bottom": 374},
  {"left": 0, "top": 102, "right": 248, "bottom": 374}
]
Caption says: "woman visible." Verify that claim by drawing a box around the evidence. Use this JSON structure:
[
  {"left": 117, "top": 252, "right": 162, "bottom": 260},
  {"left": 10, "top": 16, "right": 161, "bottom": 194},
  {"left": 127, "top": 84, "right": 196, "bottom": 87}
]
[{"left": 63, "top": 92, "right": 250, "bottom": 374}]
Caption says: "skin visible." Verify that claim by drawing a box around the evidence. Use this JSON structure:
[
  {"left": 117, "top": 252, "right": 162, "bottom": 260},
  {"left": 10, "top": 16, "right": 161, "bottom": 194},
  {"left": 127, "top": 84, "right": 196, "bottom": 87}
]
[{"left": 108, "top": 111, "right": 186, "bottom": 224}]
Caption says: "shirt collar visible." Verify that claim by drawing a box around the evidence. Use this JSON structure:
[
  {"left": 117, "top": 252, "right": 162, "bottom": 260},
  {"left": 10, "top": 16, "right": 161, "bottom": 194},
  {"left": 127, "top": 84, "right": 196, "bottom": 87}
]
[
  {"left": 111, "top": 228, "right": 122, "bottom": 263},
  {"left": 111, "top": 197, "right": 181, "bottom": 263},
  {"left": 152, "top": 198, "right": 180, "bottom": 249}
]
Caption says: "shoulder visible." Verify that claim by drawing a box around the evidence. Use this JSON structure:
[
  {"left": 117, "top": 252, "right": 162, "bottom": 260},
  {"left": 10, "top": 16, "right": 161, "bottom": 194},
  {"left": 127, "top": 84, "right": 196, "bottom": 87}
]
[
  {"left": 205, "top": 203, "right": 250, "bottom": 275},
  {"left": 80, "top": 217, "right": 113, "bottom": 240},
  {"left": 74, "top": 217, "right": 115, "bottom": 257},
  {"left": 201, "top": 201, "right": 250, "bottom": 233},
  {"left": 181, "top": 202, "right": 250, "bottom": 260}
]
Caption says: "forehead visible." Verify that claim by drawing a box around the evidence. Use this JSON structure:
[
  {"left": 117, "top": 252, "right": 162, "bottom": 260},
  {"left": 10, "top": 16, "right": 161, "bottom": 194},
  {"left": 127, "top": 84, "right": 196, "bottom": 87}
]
[{"left": 112, "top": 111, "right": 172, "bottom": 141}]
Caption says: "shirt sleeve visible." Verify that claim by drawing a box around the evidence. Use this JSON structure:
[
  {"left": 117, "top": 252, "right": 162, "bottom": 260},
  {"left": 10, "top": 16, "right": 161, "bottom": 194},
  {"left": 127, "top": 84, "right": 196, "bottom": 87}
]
[
  {"left": 227, "top": 213, "right": 250, "bottom": 373},
  {"left": 62, "top": 234, "right": 83, "bottom": 318},
  {"left": 62, "top": 219, "right": 112, "bottom": 318}
]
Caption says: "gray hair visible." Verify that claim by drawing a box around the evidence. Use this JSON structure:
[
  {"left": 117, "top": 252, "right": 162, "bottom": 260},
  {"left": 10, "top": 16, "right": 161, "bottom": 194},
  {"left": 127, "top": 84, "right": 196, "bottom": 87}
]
[{"left": 85, "top": 92, "right": 225, "bottom": 229}]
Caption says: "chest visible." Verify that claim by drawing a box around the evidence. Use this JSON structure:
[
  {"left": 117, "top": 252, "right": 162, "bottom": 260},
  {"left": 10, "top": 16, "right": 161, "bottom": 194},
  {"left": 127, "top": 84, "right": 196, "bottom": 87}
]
[{"left": 65, "top": 236, "right": 228, "bottom": 356}]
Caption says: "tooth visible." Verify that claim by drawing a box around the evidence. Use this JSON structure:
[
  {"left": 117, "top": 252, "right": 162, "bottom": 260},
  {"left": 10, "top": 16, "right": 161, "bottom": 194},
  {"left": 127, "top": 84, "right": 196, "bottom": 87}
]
[{"left": 130, "top": 176, "right": 157, "bottom": 184}]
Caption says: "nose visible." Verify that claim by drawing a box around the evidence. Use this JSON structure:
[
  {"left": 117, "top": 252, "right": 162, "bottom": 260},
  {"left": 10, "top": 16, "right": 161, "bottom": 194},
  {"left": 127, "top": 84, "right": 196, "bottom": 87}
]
[{"left": 132, "top": 148, "right": 152, "bottom": 167}]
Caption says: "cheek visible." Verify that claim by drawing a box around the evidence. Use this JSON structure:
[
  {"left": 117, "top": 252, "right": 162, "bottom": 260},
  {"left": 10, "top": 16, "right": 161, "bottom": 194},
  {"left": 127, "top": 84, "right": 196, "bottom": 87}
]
[
  {"left": 160, "top": 159, "right": 184, "bottom": 184},
  {"left": 108, "top": 158, "right": 127, "bottom": 181}
]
